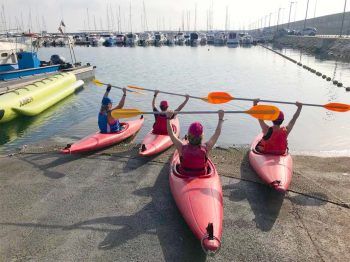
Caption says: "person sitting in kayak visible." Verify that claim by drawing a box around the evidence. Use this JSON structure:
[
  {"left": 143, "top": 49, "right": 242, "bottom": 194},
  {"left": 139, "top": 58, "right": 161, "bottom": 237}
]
[
  {"left": 254, "top": 99, "right": 302, "bottom": 155},
  {"left": 152, "top": 90, "right": 189, "bottom": 135},
  {"left": 98, "top": 84, "right": 127, "bottom": 133},
  {"left": 166, "top": 110, "right": 225, "bottom": 176}
]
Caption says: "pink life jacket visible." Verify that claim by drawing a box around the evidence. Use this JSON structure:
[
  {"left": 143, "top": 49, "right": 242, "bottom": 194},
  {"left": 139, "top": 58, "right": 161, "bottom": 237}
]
[
  {"left": 180, "top": 144, "right": 208, "bottom": 176},
  {"left": 259, "top": 126, "right": 288, "bottom": 155},
  {"left": 152, "top": 114, "right": 168, "bottom": 135}
]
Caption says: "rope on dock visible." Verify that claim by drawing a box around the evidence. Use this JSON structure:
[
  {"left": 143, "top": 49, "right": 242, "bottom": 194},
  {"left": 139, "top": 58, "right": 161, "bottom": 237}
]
[
  {"left": 259, "top": 44, "right": 349, "bottom": 91},
  {"left": 2, "top": 143, "right": 348, "bottom": 209}
]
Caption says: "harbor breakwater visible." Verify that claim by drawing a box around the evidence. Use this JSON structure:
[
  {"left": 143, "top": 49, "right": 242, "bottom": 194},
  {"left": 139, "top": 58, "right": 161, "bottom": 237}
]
[{"left": 273, "top": 36, "right": 350, "bottom": 61}]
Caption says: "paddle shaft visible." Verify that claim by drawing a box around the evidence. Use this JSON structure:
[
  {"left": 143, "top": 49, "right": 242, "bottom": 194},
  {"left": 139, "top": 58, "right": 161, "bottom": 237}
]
[
  {"left": 140, "top": 110, "right": 273, "bottom": 115},
  {"left": 131, "top": 86, "right": 203, "bottom": 100},
  {"left": 99, "top": 82, "right": 137, "bottom": 93},
  {"left": 234, "top": 97, "right": 323, "bottom": 108}
]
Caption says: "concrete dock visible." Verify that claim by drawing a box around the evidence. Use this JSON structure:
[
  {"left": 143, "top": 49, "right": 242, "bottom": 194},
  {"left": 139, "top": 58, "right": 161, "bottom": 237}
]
[{"left": 0, "top": 141, "right": 349, "bottom": 261}]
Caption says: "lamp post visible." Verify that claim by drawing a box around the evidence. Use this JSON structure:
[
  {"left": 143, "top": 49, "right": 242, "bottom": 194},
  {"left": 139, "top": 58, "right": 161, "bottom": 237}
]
[
  {"left": 339, "top": 0, "right": 348, "bottom": 37},
  {"left": 303, "top": 0, "right": 310, "bottom": 29},
  {"left": 294, "top": 2, "right": 298, "bottom": 23},
  {"left": 288, "top": 2, "right": 296, "bottom": 29},
  {"left": 276, "top": 8, "right": 283, "bottom": 32},
  {"left": 314, "top": 0, "right": 318, "bottom": 18}
]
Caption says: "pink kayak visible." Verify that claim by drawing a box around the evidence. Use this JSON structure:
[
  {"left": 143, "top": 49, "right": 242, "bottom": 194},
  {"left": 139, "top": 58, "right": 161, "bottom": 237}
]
[
  {"left": 139, "top": 117, "right": 180, "bottom": 156},
  {"left": 61, "top": 116, "right": 144, "bottom": 154},
  {"left": 249, "top": 134, "right": 293, "bottom": 193},
  {"left": 169, "top": 149, "right": 223, "bottom": 253}
]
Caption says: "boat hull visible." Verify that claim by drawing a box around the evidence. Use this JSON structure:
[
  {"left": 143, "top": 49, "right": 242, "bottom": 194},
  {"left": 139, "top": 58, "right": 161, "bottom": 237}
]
[
  {"left": 61, "top": 117, "right": 144, "bottom": 154},
  {"left": 139, "top": 117, "right": 180, "bottom": 156},
  {"left": 249, "top": 134, "right": 293, "bottom": 192},
  {"left": 0, "top": 65, "right": 60, "bottom": 81},
  {"left": 169, "top": 150, "right": 223, "bottom": 252}
]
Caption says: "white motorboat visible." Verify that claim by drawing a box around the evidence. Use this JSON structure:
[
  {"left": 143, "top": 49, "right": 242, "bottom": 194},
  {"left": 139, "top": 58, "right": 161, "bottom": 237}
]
[
  {"left": 227, "top": 32, "right": 239, "bottom": 45},
  {"left": 125, "top": 33, "right": 139, "bottom": 46},
  {"left": 213, "top": 32, "right": 226, "bottom": 46},
  {"left": 138, "top": 32, "right": 152, "bottom": 46}
]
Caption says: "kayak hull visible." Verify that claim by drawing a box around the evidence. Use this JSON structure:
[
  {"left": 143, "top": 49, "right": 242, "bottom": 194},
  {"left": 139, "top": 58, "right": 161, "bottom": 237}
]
[
  {"left": 61, "top": 117, "right": 144, "bottom": 154},
  {"left": 249, "top": 134, "right": 293, "bottom": 192},
  {"left": 139, "top": 117, "right": 180, "bottom": 156},
  {"left": 169, "top": 149, "right": 223, "bottom": 253}
]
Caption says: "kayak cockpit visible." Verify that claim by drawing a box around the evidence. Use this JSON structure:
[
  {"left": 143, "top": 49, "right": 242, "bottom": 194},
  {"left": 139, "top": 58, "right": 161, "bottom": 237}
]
[{"left": 172, "top": 162, "right": 214, "bottom": 179}]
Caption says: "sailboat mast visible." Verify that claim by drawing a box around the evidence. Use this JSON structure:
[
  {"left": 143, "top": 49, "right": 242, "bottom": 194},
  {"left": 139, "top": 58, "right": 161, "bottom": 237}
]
[
  {"left": 118, "top": 6, "right": 121, "bottom": 32},
  {"left": 106, "top": 5, "right": 110, "bottom": 32},
  {"left": 143, "top": 0, "right": 148, "bottom": 31},
  {"left": 86, "top": 8, "right": 90, "bottom": 31},
  {"left": 93, "top": 15, "right": 97, "bottom": 31},
  {"left": 225, "top": 6, "right": 228, "bottom": 32},
  {"left": 129, "top": 1, "right": 132, "bottom": 32},
  {"left": 194, "top": 3, "right": 197, "bottom": 31},
  {"left": 110, "top": 3, "right": 115, "bottom": 32}
]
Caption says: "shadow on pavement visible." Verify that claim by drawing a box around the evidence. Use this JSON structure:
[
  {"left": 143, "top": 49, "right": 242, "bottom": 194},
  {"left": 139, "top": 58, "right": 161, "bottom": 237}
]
[
  {"left": 0, "top": 154, "right": 207, "bottom": 261},
  {"left": 65, "top": 155, "right": 206, "bottom": 261},
  {"left": 223, "top": 152, "right": 284, "bottom": 232}
]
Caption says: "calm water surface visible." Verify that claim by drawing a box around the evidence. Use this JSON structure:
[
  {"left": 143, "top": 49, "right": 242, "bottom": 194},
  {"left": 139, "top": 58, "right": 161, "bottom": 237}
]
[{"left": 1, "top": 45, "right": 349, "bottom": 156}]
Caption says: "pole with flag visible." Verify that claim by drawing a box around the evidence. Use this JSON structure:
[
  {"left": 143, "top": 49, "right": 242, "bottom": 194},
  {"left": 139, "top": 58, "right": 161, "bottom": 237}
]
[{"left": 58, "top": 20, "right": 77, "bottom": 65}]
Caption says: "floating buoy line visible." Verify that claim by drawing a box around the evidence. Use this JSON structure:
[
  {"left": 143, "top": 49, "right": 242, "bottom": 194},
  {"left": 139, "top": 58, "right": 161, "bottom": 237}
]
[{"left": 259, "top": 44, "right": 348, "bottom": 91}]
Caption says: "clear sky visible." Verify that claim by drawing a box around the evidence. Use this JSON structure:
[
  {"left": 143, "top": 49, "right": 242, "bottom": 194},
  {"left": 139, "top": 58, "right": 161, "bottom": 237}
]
[{"left": 2, "top": 0, "right": 349, "bottom": 32}]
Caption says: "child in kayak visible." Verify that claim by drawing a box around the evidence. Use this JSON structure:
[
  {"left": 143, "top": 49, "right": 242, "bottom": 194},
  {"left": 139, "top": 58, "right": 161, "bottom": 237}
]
[
  {"left": 254, "top": 99, "right": 302, "bottom": 155},
  {"left": 98, "top": 84, "right": 127, "bottom": 133},
  {"left": 166, "top": 110, "right": 225, "bottom": 176},
  {"left": 152, "top": 90, "right": 189, "bottom": 135}
]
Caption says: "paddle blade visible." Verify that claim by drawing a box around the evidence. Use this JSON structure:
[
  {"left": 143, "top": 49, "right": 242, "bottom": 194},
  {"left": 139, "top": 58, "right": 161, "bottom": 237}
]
[
  {"left": 127, "top": 85, "right": 145, "bottom": 90},
  {"left": 324, "top": 103, "right": 350, "bottom": 112},
  {"left": 246, "top": 105, "right": 280, "bottom": 120},
  {"left": 111, "top": 109, "right": 143, "bottom": 119},
  {"left": 92, "top": 79, "right": 104, "bottom": 86},
  {"left": 207, "top": 92, "right": 234, "bottom": 104}
]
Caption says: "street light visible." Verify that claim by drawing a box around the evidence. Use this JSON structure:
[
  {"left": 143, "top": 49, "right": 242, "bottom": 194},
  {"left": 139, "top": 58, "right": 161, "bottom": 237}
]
[
  {"left": 288, "top": 2, "right": 296, "bottom": 29},
  {"left": 303, "top": 0, "right": 310, "bottom": 29},
  {"left": 276, "top": 7, "right": 284, "bottom": 32},
  {"left": 340, "top": 0, "right": 348, "bottom": 37},
  {"left": 314, "top": 0, "right": 318, "bottom": 18}
]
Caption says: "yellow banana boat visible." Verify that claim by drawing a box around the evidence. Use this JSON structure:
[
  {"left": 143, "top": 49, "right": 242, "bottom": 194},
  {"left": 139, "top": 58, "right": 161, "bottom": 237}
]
[
  {"left": 13, "top": 80, "right": 84, "bottom": 116},
  {"left": 0, "top": 73, "right": 83, "bottom": 123}
]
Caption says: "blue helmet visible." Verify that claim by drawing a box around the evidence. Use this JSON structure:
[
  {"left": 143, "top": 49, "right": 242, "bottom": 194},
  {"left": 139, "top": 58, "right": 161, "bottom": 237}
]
[{"left": 102, "top": 97, "right": 112, "bottom": 106}]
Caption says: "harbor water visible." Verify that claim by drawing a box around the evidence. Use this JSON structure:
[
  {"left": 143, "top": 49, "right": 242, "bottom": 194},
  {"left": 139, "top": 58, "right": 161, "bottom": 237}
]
[{"left": 1, "top": 45, "right": 349, "bottom": 156}]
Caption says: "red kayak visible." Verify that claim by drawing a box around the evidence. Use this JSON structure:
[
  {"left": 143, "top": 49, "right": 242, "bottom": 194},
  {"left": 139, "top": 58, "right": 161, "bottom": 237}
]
[
  {"left": 249, "top": 134, "right": 293, "bottom": 193},
  {"left": 169, "top": 148, "right": 223, "bottom": 253},
  {"left": 139, "top": 117, "right": 180, "bottom": 156},
  {"left": 61, "top": 116, "right": 144, "bottom": 154}
]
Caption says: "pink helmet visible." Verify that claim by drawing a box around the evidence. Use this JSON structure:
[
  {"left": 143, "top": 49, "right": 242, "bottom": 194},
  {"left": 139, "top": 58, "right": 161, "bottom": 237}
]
[
  {"left": 276, "top": 111, "right": 284, "bottom": 121},
  {"left": 188, "top": 122, "right": 203, "bottom": 137},
  {"left": 160, "top": 100, "right": 169, "bottom": 110}
]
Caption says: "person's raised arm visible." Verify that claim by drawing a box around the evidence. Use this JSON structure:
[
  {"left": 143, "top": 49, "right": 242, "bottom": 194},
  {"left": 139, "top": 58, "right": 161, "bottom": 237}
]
[
  {"left": 103, "top": 84, "right": 112, "bottom": 98},
  {"left": 152, "top": 90, "right": 159, "bottom": 111},
  {"left": 166, "top": 110, "right": 183, "bottom": 151},
  {"left": 253, "top": 99, "right": 269, "bottom": 133},
  {"left": 286, "top": 101, "right": 302, "bottom": 135},
  {"left": 174, "top": 94, "right": 190, "bottom": 112},
  {"left": 205, "top": 110, "right": 224, "bottom": 152},
  {"left": 113, "top": 88, "right": 127, "bottom": 110}
]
